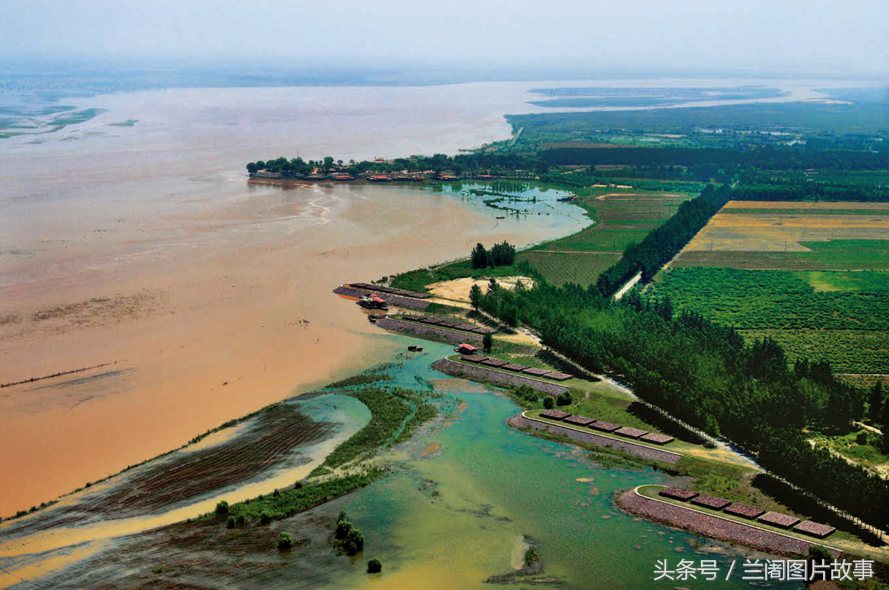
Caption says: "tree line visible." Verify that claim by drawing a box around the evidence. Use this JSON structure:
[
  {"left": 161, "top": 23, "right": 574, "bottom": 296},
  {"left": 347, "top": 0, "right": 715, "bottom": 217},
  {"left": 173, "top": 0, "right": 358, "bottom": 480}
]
[
  {"left": 478, "top": 279, "right": 889, "bottom": 528},
  {"left": 471, "top": 242, "right": 516, "bottom": 269},
  {"left": 540, "top": 145, "right": 889, "bottom": 172},
  {"left": 246, "top": 152, "right": 547, "bottom": 177},
  {"left": 595, "top": 184, "right": 732, "bottom": 296}
]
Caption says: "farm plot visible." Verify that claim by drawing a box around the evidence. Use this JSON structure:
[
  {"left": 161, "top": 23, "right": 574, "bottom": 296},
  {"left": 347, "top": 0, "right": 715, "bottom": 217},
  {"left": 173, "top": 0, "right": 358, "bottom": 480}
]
[
  {"left": 675, "top": 200, "right": 889, "bottom": 269},
  {"left": 517, "top": 250, "right": 621, "bottom": 286},
  {"left": 521, "top": 191, "right": 694, "bottom": 286},
  {"left": 659, "top": 202, "right": 889, "bottom": 375}
]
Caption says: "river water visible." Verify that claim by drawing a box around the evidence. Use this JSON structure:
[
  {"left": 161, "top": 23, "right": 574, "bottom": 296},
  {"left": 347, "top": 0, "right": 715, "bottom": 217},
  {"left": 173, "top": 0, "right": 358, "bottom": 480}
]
[{"left": 304, "top": 341, "right": 802, "bottom": 589}]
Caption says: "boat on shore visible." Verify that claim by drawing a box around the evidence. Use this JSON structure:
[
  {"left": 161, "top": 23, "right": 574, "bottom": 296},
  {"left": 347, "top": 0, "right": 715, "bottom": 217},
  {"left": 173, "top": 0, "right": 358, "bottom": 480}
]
[{"left": 357, "top": 295, "right": 389, "bottom": 310}]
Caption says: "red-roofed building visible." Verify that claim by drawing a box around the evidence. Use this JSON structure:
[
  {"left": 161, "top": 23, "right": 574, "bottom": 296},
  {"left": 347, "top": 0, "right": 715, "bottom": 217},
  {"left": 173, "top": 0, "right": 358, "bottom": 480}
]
[
  {"left": 614, "top": 426, "right": 648, "bottom": 439},
  {"left": 564, "top": 415, "right": 595, "bottom": 426},
  {"left": 691, "top": 495, "right": 731, "bottom": 510},
  {"left": 590, "top": 421, "right": 620, "bottom": 433},
  {"left": 724, "top": 503, "right": 765, "bottom": 519},
  {"left": 540, "top": 409, "right": 571, "bottom": 420},
  {"left": 640, "top": 433, "right": 675, "bottom": 445},
  {"left": 758, "top": 512, "right": 800, "bottom": 529},
  {"left": 659, "top": 487, "right": 699, "bottom": 502},
  {"left": 794, "top": 520, "right": 836, "bottom": 539},
  {"left": 455, "top": 343, "right": 479, "bottom": 355}
]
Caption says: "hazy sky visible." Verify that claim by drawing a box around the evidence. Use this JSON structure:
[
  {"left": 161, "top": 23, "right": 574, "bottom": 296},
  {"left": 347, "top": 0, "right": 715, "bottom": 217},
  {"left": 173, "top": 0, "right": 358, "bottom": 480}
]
[{"left": 2, "top": 0, "right": 887, "bottom": 77}]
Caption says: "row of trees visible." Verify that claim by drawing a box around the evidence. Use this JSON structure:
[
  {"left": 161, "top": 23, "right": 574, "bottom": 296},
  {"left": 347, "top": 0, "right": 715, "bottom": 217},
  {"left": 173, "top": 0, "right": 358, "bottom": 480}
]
[
  {"left": 247, "top": 152, "right": 548, "bottom": 177},
  {"left": 541, "top": 144, "right": 889, "bottom": 172},
  {"left": 478, "top": 280, "right": 889, "bottom": 527},
  {"left": 596, "top": 184, "right": 732, "bottom": 296},
  {"left": 470, "top": 242, "right": 517, "bottom": 269}
]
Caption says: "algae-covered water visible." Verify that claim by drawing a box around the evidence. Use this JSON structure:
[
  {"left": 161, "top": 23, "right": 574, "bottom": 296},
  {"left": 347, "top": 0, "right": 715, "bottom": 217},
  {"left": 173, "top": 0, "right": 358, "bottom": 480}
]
[{"left": 322, "top": 340, "right": 801, "bottom": 589}]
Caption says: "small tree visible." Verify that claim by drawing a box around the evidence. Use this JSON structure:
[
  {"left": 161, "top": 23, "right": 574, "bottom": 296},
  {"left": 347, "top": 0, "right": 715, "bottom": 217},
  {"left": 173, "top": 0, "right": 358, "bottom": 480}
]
[
  {"left": 215, "top": 500, "right": 229, "bottom": 516},
  {"left": 469, "top": 284, "right": 483, "bottom": 310},
  {"left": 367, "top": 558, "right": 382, "bottom": 573},
  {"left": 344, "top": 528, "right": 364, "bottom": 555},
  {"left": 278, "top": 531, "right": 294, "bottom": 551},
  {"left": 556, "top": 391, "right": 573, "bottom": 407},
  {"left": 543, "top": 396, "right": 555, "bottom": 409},
  {"left": 471, "top": 243, "right": 488, "bottom": 269},
  {"left": 482, "top": 333, "right": 493, "bottom": 353},
  {"left": 335, "top": 516, "right": 353, "bottom": 539},
  {"left": 260, "top": 511, "right": 272, "bottom": 525}
]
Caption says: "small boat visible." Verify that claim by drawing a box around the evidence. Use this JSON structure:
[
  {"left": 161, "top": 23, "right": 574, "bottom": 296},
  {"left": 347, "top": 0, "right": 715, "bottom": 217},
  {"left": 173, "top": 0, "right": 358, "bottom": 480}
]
[
  {"left": 496, "top": 216, "right": 505, "bottom": 219},
  {"left": 407, "top": 345, "right": 424, "bottom": 352},
  {"left": 357, "top": 295, "right": 389, "bottom": 310},
  {"left": 368, "top": 314, "right": 385, "bottom": 323}
]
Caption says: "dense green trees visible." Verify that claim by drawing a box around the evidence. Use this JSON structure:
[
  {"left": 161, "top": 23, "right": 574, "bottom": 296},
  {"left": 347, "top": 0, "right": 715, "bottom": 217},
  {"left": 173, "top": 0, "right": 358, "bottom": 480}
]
[
  {"left": 596, "top": 184, "right": 731, "bottom": 296},
  {"left": 334, "top": 512, "right": 364, "bottom": 555},
  {"left": 246, "top": 152, "right": 547, "bottom": 178},
  {"left": 478, "top": 268, "right": 888, "bottom": 528},
  {"left": 471, "top": 243, "right": 488, "bottom": 269},
  {"left": 471, "top": 242, "right": 516, "bottom": 269}
]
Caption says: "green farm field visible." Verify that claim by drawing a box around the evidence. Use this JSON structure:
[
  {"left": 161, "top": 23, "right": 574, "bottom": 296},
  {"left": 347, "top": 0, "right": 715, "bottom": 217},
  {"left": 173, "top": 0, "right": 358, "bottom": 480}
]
[
  {"left": 516, "top": 250, "right": 620, "bottom": 286},
  {"left": 654, "top": 267, "right": 889, "bottom": 374},
  {"left": 676, "top": 239, "right": 889, "bottom": 270},
  {"left": 520, "top": 190, "right": 695, "bottom": 286}
]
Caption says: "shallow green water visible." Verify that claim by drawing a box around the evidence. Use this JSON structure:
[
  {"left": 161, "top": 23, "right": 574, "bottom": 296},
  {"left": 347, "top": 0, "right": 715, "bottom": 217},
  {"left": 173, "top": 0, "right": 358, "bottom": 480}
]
[
  {"left": 438, "top": 181, "right": 581, "bottom": 217},
  {"left": 320, "top": 341, "right": 802, "bottom": 589}
]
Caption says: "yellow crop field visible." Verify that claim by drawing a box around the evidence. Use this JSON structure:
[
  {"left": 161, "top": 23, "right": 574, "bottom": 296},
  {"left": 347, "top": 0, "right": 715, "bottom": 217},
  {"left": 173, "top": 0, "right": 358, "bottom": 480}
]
[{"left": 680, "top": 201, "right": 889, "bottom": 255}]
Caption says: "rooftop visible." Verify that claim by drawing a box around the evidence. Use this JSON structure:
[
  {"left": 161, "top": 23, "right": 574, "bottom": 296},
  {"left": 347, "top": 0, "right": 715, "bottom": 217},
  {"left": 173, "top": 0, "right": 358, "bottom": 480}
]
[
  {"left": 640, "top": 433, "right": 675, "bottom": 445},
  {"left": 758, "top": 511, "right": 800, "bottom": 528},
  {"left": 690, "top": 494, "right": 731, "bottom": 510},
  {"left": 540, "top": 409, "right": 571, "bottom": 420},
  {"left": 590, "top": 421, "right": 620, "bottom": 432},
  {"left": 658, "top": 487, "right": 699, "bottom": 502},
  {"left": 793, "top": 520, "right": 836, "bottom": 539},
  {"left": 564, "top": 415, "right": 595, "bottom": 426},
  {"left": 614, "top": 426, "right": 648, "bottom": 439},
  {"left": 723, "top": 503, "right": 765, "bottom": 519}
]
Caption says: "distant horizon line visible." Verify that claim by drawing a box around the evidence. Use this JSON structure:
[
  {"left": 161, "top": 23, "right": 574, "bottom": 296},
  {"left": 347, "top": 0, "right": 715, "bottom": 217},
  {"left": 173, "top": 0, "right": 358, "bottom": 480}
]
[{"left": 1, "top": 56, "right": 886, "bottom": 84}]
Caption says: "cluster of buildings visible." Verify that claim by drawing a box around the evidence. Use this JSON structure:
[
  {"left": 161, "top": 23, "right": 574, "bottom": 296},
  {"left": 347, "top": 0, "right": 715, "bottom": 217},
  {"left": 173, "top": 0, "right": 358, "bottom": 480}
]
[
  {"left": 540, "top": 409, "right": 675, "bottom": 445},
  {"left": 658, "top": 486, "right": 836, "bottom": 538},
  {"left": 252, "top": 169, "right": 498, "bottom": 182}
]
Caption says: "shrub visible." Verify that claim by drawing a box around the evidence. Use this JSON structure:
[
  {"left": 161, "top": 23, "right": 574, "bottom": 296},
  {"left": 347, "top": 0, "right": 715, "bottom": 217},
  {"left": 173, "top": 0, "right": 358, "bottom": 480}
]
[
  {"left": 278, "top": 531, "right": 294, "bottom": 551},
  {"left": 260, "top": 511, "right": 272, "bottom": 525},
  {"left": 367, "top": 558, "right": 382, "bottom": 573},
  {"left": 335, "top": 516, "right": 353, "bottom": 540},
  {"left": 543, "top": 397, "right": 555, "bottom": 409},
  {"left": 344, "top": 528, "right": 365, "bottom": 556},
  {"left": 215, "top": 500, "right": 229, "bottom": 516},
  {"left": 556, "top": 391, "right": 573, "bottom": 406},
  {"left": 226, "top": 516, "right": 235, "bottom": 529}
]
